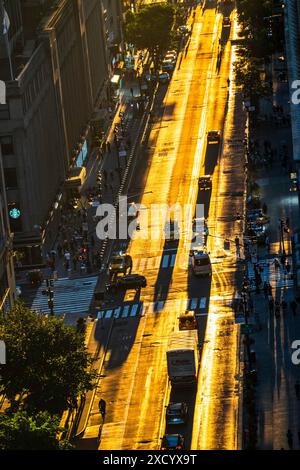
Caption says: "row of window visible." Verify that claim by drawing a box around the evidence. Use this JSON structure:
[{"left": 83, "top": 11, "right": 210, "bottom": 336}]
[
  {"left": 0, "top": 136, "right": 14, "bottom": 156},
  {"left": 22, "top": 63, "right": 49, "bottom": 114}
]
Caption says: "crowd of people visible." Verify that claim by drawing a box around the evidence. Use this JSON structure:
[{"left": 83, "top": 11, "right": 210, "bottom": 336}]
[
  {"left": 45, "top": 203, "right": 101, "bottom": 277},
  {"left": 247, "top": 137, "right": 290, "bottom": 172}
]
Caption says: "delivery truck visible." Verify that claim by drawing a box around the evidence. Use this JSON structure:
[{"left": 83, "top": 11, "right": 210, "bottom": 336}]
[{"left": 166, "top": 330, "right": 199, "bottom": 388}]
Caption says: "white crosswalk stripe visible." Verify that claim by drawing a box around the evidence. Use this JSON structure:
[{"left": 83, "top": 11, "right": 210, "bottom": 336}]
[
  {"left": 97, "top": 296, "right": 209, "bottom": 319},
  {"left": 130, "top": 253, "right": 193, "bottom": 271},
  {"left": 30, "top": 276, "right": 98, "bottom": 316}
]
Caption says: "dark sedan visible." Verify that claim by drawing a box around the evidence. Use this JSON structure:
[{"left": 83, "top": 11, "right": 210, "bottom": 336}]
[
  {"left": 106, "top": 274, "right": 147, "bottom": 293},
  {"left": 166, "top": 402, "right": 188, "bottom": 425},
  {"left": 161, "top": 434, "right": 185, "bottom": 450}
]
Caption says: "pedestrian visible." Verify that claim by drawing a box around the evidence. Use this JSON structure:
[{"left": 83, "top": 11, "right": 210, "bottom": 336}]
[
  {"left": 273, "top": 258, "right": 280, "bottom": 270},
  {"left": 64, "top": 259, "right": 70, "bottom": 271},
  {"left": 286, "top": 217, "right": 290, "bottom": 229},
  {"left": 268, "top": 296, "right": 274, "bottom": 314},
  {"left": 295, "top": 380, "right": 300, "bottom": 399},
  {"left": 290, "top": 300, "right": 297, "bottom": 316},
  {"left": 285, "top": 262, "right": 291, "bottom": 277},
  {"left": 130, "top": 87, "right": 134, "bottom": 97},
  {"left": 72, "top": 255, "right": 78, "bottom": 271},
  {"left": 265, "top": 235, "right": 270, "bottom": 252},
  {"left": 268, "top": 283, "right": 272, "bottom": 296},
  {"left": 99, "top": 398, "right": 106, "bottom": 418},
  {"left": 263, "top": 281, "right": 269, "bottom": 298},
  {"left": 90, "top": 234, "right": 95, "bottom": 248},
  {"left": 262, "top": 202, "right": 267, "bottom": 214},
  {"left": 281, "top": 299, "right": 287, "bottom": 313},
  {"left": 287, "top": 429, "right": 293, "bottom": 450},
  {"left": 80, "top": 262, "right": 86, "bottom": 275}
]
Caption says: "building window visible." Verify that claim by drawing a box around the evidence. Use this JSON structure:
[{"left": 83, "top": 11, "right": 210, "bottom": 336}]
[
  {"left": 4, "top": 168, "right": 18, "bottom": 189},
  {"left": 0, "top": 136, "right": 14, "bottom": 155}
]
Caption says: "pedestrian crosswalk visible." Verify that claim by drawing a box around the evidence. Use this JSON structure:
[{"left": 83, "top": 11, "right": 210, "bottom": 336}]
[
  {"left": 247, "top": 258, "right": 294, "bottom": 289},
  {"left": 130, "top": 253, "right": 192, "bottom": 272},
  {"left": 30, "top": 276, "right": 98, "bottom": 316},
  {"left": 97, "top": 296, "right": 209, "bottom": 319}
]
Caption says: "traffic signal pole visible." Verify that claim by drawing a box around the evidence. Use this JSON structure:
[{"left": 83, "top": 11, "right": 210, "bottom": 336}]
[{"left": 42, "top": 279, "right": 54, "bottom": 316}]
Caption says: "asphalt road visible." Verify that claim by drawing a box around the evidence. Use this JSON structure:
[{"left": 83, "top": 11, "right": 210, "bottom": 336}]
[{"left": 81, "top": 1, "right": 245, "bottom": 450}]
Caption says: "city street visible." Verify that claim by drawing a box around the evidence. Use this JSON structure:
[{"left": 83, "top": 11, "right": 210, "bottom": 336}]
[{"left": 80, "top": 1, "right": 244, "bottom": 450}]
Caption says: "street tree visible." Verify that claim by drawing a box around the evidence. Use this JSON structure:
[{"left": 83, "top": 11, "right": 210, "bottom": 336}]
[
  {"left": 0, "top": 410, "right": 72, "bottom": 450},
  {"left": 0, "top": 303, "right": 97, "bottom": 414},
  {"left": 234, "top": 55, "right": 272, "bottom": 102},
  {"left": 124, "top": 4, "right": 176, "bottom": 71}
]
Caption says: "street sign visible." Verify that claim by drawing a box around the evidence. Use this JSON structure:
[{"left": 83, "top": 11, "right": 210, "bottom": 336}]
[{"left": 241, "top": 324, "right": 255, "bottom": 335}]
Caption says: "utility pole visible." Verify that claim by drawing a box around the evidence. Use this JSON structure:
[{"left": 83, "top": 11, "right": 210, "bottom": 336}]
[{"left": 42, "top": 279, "right": 54, "bottom": 316}]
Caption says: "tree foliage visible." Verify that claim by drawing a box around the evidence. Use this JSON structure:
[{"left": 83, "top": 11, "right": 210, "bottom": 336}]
[
  {"left": 234, "top": 56, "right": 271, "bottom": 99},
  {"left": 0, "top": 303, "right": 97, "bottom": 414},
  {"left": 236, "top": 0, "right": 276, "bottom": 57},
  {"left": 0, "top": 410, "right": 72, "bottom": 450},
  {"left": 124, "top": 4, "right": 176, "bottom": 69}
]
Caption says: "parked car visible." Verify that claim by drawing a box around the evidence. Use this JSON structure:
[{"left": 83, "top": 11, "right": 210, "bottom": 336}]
[
  {"left": 166, "top": 403, "right": 188, "bottom": 425},
  {"left": 106, "top": 274, "right": 147, "bottom": 293},
  {"left": 198, "top": 175, "right": 212, "bottom": 190},
  {"left": 158, "top": 72, "right": 170, "bottom": 84},
  {"left": 178, "top": 25, "right": 190, "bottom": 35},
  {"left": 164, "top": 51, "right": 177, "bottom": 61},
  {"left": 161, "top": 60, "right": 176, "bottom": 72},
  {"left": 161, "top": 434, "right": 185, "bottom": 450},
  {"left": 223, "top": 16, "right": 231, "bottom": 27},
  {"left": 207, "top": 130, "right": 220, "bottom": 142}
]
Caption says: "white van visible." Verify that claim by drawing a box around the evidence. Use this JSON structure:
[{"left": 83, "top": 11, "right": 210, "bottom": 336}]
[{"left": 191, "top": 249, "right": 212, "bottom": 276}]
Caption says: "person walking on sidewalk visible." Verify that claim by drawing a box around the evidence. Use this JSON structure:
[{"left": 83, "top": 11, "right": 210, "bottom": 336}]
[
  {"left": 287, "top": 429, "right": 293, "bottom": 450},
  {"left": 268, "top": 296, "right": 274, "bottom": 315},
  {"left": 72, "top": 255, "right": 78, "bottom": 272},
  {"left": 235, "top": 236, "right": 241, "bottom": 259},
  {"left": 263, "top": 281, "right": 269, "bottom": 298},
  {"left": 273, "top": 257, "right": 280, "bottom": 271},
  {"left": 265, "top": 235, "right": 270, "bottom": 252},
  {"left": 295, "top": 380, "right": 300, "bottom": 400},
  {"left": 275, "top": 301, "right": 280, "bottom": 318},
  {"left": 290, "top": 299, "right": 297, "bottom": 316}
]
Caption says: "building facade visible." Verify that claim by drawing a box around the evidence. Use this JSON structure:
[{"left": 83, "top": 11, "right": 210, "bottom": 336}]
[
  {"left": 0, "top": 0, "right": 123, "bottom": 268},
  {"left": 0, "top": 146, "right": 16, "bottom": 314}
]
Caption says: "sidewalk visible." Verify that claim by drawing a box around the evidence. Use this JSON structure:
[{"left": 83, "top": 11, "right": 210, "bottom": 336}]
[
  {"left": 16, "top": 77, "right": 147, "bottom": 289},
  {"left": 242, "top": 53, "right": 300, "bottom": 449}
]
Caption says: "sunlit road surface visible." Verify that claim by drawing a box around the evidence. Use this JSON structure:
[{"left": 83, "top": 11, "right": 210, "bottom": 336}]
[{"left": 95, "top": 4, "right": 244, "bottom": 450}]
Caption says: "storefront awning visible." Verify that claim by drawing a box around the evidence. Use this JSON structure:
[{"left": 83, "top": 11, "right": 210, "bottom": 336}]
[{"left": 111, "top": 74, "right": 121, "bottom": 86}]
